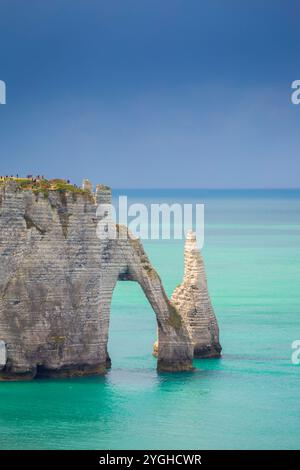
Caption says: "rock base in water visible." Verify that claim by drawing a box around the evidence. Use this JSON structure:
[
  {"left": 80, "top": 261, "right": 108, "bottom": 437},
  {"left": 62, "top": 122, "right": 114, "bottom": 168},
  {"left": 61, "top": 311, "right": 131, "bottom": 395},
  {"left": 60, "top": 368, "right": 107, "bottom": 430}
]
[{"left": 154, "top": 231, "right": 222, "bottom": 360}]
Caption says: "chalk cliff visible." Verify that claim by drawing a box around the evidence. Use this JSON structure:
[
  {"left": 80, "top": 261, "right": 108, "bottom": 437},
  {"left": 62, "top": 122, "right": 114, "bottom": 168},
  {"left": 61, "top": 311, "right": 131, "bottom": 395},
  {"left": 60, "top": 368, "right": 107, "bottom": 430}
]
[
  {"left": 0, "top": 179, "right": 195, "bottom": 379},
  {"left": 171, "top": 231, "right": 221, "bottom": 358},
  {"left": 153, "top": 231, "right": 221, "bottom": 359}
]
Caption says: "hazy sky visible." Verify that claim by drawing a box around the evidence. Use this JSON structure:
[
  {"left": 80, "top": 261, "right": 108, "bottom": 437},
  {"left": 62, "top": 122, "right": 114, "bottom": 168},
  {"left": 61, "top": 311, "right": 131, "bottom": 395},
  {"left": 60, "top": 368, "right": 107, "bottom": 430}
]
[{"left": 0, "top": 0, "right": 299, "bottom": 188}]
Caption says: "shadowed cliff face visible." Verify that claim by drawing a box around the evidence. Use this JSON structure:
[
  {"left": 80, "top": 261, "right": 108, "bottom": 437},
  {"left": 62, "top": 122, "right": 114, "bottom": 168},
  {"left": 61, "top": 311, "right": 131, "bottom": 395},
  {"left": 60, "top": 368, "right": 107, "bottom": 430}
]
[{"left": 0, "top": 180, "right": 193, "bottom": 380}]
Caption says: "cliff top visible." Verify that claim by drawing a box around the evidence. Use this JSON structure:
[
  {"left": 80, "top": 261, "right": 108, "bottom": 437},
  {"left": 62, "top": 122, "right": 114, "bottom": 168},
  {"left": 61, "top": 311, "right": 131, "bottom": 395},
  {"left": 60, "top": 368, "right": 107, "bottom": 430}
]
[{"left": 0, "top": 177, "right": 110, "bottom": 198}]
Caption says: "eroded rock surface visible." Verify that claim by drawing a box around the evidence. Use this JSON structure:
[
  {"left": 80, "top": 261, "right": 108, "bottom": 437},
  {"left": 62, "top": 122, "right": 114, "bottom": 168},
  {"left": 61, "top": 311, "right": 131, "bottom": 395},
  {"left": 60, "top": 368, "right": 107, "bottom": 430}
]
[
  {"left": 0, "top": 180, "right": 193, "bottom": 379},
  {"left": 171, "top": 231, "right": 222, "bottom": 358}
]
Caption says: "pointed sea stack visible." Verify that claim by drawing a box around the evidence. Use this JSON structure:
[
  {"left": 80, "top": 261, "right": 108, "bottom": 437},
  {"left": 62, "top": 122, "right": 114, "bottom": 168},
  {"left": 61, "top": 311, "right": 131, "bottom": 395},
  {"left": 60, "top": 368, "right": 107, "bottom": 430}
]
[{"left": 171, "top": 231, "right": 222, "bottom": 358}]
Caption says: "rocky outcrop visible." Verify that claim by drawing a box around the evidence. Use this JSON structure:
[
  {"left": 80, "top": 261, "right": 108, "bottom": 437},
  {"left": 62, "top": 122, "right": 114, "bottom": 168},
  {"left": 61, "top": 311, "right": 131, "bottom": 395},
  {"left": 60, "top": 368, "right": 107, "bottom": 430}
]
[
  {"left": 0, "top": 179, "right": 193, "bottom": 380},
  {"left": 99, "top": 225, "right": 193, "bottom": 373},
  {"left": 171, "top": 231, "right": 221, "bottom": 358}
]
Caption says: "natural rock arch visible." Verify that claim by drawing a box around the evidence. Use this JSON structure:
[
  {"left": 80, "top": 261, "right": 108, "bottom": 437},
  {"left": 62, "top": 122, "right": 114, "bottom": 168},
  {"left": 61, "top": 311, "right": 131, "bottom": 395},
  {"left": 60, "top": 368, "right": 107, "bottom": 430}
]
[
  {"left": 0, "top": 179, "right": 220, "bottom": 380},
  {"left": 98, "top": 226, "right": 194, "bottom": 372}
]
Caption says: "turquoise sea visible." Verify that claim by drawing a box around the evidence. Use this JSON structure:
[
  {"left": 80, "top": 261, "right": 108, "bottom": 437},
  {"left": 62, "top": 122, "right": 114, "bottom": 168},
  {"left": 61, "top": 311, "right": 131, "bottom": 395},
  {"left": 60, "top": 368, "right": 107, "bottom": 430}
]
[{"left": 0, "top": 189, "right": 299, "bottom": 450}]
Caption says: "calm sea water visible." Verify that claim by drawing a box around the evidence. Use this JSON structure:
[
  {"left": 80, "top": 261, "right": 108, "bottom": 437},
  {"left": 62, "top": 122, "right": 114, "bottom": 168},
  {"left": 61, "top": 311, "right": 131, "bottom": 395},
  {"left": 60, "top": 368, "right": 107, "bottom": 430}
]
[{"left": 0, "top": 189, "right": 299, "bottom": 450}]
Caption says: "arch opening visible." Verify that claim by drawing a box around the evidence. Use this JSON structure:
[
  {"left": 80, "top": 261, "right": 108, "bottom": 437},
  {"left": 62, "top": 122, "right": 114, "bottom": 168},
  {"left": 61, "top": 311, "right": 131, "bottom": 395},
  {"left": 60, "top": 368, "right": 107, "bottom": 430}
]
[
  {"left": 98, "top": 232, "right": 194, "bottom": 373},
  {"left": 108, "top": 281, "right": 157, "bottom": 369}
]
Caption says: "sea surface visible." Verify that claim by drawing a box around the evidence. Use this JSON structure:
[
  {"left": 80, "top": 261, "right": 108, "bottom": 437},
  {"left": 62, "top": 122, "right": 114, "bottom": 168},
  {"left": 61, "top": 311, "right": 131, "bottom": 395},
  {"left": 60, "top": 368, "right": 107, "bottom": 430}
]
[{"left": 0, "top": 189, "right": 299, "bottom": 450}]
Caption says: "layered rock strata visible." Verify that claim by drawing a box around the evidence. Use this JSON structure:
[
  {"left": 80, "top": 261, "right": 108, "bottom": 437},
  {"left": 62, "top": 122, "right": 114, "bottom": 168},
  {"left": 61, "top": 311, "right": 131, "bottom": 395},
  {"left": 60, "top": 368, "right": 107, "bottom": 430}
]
[
  {"left": 0, "top": 180, "right": 193, "bottom": 379},
  {"left": 153, "top": 231, "right": 221, "bottom": 359},
  {"left": 171, "top": 231, "right": 221, "bottom": 358}
]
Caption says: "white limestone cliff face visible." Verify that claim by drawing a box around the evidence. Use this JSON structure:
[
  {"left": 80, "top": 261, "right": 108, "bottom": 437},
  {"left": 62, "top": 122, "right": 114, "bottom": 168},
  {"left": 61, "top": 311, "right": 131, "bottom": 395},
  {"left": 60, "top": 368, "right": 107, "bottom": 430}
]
[
  {"left": 0, "top": 180, "right": 193, "bottom": 379},
  {"left": 171, "top": 231, "right": 221, "bottom": 358}
]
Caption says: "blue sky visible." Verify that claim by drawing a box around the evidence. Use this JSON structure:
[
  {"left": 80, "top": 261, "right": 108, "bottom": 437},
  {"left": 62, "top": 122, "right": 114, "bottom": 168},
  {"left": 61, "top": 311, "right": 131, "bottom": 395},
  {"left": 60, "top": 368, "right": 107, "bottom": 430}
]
[{"left": 0, "top": 0, "right": 299, "bottom": 188}]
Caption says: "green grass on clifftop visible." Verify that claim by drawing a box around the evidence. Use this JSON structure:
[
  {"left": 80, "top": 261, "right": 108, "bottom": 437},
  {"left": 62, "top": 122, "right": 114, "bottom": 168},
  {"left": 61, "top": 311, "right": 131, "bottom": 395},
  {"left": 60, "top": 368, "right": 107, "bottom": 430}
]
[{"left": 0, "top": 177, "right": 95, "bottom": 200}]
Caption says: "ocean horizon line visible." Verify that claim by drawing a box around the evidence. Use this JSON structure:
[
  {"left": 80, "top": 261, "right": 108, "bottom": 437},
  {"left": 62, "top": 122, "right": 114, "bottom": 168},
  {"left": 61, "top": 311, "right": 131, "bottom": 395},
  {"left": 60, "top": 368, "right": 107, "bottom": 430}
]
[
  {"left": 110, "top": 188, "right": 300, "bottom": 200},
  {"left": 111, "top": 187, "right": 300, "bottom": 191}
]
